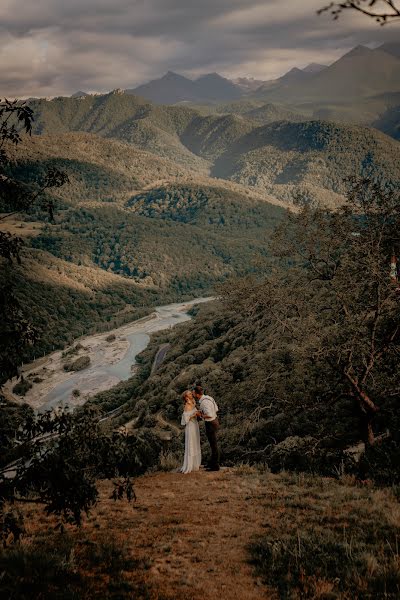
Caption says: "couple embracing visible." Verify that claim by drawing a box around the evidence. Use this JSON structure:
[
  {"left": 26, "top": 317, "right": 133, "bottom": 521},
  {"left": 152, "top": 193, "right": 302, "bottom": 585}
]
[{"left": 180, "top": 384, "right": 220, "bottom": 474}]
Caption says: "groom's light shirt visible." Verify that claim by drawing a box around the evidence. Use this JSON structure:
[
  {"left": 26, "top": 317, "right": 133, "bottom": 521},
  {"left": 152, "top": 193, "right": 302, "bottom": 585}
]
[{"left": 199, "top": 395, "right": 218, "bottom": 421}]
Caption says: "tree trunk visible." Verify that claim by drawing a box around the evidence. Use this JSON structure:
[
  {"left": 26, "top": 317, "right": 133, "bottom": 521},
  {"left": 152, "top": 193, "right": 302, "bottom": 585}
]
[{"left": 344, "top": 371, "right": 378, "bottom": 445}]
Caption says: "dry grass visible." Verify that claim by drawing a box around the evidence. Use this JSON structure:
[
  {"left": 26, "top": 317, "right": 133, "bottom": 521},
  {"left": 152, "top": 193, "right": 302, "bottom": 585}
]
[
  {"left": 0, "top": 218, "right": 43, "bottom": 238},
  {"left": 2, "top": 468, "right": 399, "bottom": 599},
  {"left": 250, "top": 471, "right": 400, "bottom": 599}
]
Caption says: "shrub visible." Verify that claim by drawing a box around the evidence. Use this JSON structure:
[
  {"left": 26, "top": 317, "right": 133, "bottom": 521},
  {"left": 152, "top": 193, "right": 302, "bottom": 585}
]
[
  {"left": 0, "top": 534, "right": 138, "bottom": 600},
  {"left": 63, "top": 356, "right": 90, "bottom": 372},
  {"left": 105, "top": 334, "right": 116, "bottom": 342},
  {"left": 12, "top": 380, "right": 32, "bottom": 396},
  {"left": 157, "top": 450, "right": 181, "bottom": 472},
  {"left": 267, "top": 436, "right": 317, "bottom": 472}
]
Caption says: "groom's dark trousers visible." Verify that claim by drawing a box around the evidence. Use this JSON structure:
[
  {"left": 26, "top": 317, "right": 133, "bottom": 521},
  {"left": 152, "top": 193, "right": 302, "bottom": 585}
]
[{"left": 205, "top": 418, "right": 220, "bottom": 468}]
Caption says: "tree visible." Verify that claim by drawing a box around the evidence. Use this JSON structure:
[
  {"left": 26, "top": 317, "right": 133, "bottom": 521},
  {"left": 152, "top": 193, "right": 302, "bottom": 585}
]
[
  {"left": 319, "top": 1, "right": 400, "bottom": 25},
  {"left": 0, "top": 99, "right": 68, "bottom": 384},
  {"left": 0, "top": 405, "right": 162, "bottom": 543},
  {"left": 223, "top": 177, "right": 399, "bottom": 447}
]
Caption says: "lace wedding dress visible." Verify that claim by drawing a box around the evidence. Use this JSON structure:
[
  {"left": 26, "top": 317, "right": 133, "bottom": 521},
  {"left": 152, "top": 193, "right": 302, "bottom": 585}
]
[{"left": 180, "top": 407, "right": 201, "bottom": 474}]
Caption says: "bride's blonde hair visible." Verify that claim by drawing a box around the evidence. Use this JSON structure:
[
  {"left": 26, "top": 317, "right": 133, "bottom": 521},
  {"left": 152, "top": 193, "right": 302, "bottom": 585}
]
[{"left": 182, "top": 390, "right": 193, "bottom": 403}]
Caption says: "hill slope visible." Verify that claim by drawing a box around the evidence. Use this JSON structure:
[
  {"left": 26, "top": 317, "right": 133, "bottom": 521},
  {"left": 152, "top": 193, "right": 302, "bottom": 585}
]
[
  {"left": 0, "top": 246, "right": 155, "bottom": 361},
  {"left": 2, "top": 130, "right": 285, "bottom": 360},
  {"left": 28, "top": 92, "right": 208, "bottom": 171},
  {"left": 373, "top": 104, "right": 400, "bottom": 141},
  {"left": 211, "top": 120, "right": 400, "bottom": 203}
]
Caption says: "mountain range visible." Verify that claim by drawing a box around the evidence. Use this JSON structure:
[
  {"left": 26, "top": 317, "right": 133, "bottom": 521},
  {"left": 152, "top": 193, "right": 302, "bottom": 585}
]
[
  {"left": 126, "top": 71, "right": 243, "bottom": 104},
  {"left": 253, "top": 45, "right": 400, "bottom": 111},
  {"left": 94, "top": 43, "right": 400, "bottom": 116},
  {"left": 122, "top": 60, "right": 329, "bottom": 105},
  {"left": 27, "top": 91, "right": 400, "bottom": 206},
  {"left": 65, "top": 42, "right": 400, "bottom": 137}
]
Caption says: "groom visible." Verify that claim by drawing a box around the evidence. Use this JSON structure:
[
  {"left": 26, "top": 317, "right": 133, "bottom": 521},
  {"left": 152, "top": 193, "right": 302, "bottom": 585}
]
[{"left": 193, "top": 384, "right": 220, "bottom": 472}]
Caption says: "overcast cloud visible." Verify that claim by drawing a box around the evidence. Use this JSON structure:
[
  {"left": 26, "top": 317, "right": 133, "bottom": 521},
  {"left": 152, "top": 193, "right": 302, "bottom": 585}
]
[{"left": 0, "top": 0, "right": 398, "bottom": 98}]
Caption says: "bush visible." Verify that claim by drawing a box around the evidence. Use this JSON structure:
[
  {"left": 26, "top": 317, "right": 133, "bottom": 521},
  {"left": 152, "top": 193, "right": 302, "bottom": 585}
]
[
  {"left": 12, "top": 380, "right": 32, "bottom": 396},
  {"left": 72, "top": 389, "right": 81, "bottom": 397},
  {"left": 63, "top": 356, "right": 90, "bottom": 372},
  {"left": 158, "top": 449, "right": 181, "bottom": 472},
  {"left": 105, "top": 334, "right": 116, "bottom": 342},
  {"left": 267, "top": 436, "right": 317, "bottom": 472}
]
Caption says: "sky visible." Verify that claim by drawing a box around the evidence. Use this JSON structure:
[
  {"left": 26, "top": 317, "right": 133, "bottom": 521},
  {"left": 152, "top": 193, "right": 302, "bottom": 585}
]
[{"left": 0, "top": 0, "right": 399, "bottom": 98}]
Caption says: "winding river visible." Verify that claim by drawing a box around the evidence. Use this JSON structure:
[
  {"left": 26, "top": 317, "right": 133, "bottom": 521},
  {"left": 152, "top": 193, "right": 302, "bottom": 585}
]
[{"left": 39, "top": 297, "right": 212, "bottom": 412}]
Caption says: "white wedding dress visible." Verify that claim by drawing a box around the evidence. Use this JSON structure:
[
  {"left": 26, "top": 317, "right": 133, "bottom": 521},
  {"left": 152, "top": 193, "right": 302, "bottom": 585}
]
[{"left": 180, "top": 407, "right": 201, "bottom": 474}]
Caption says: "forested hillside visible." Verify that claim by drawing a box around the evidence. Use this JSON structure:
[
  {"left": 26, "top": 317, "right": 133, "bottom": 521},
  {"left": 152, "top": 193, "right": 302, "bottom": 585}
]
[
  {"left": 374, "top": 104, "right": 400, "bottom": 141},
  {"left": 212, "top": 120, "right": 400, "bottom": 203},
  {"left": 30, "top": 184, "right": 283, "bottom": 287},
  {"left": 28, "top": 92, "right": 207, "bottom": 170},
  {"left": 0, "top": 248, "right": 155, "bottom": 361},
  {"left": 1, "top": 131, "right": 284, "bottom": 359},
  {"left": 24, "top": 94, "right": 400, "bottom": 206}
]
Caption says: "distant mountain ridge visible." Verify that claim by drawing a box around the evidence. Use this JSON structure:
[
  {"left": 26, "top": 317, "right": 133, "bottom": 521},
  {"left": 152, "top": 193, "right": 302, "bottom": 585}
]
[
  {"left": 71, "top": 91, "right": 90, "bottom": 98},
  {"left": 250, "top": 43, "right": 400, "bottom": 123},
  {"left": 302, "top": 63, "right": 327, "bottom": 74},
  {"left": 128, "top": 71, "right": 242, "bottom": 104},
  {"left": 126, "top": 64, "right": 329, "bottom": 105},
  {"left": 120, "top": 43, "right": 400, "bottom": 114}
]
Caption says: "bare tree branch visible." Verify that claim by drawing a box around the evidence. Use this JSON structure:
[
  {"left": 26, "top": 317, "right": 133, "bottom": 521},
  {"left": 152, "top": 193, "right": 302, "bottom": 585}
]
[{"left": 319, "top": 0, "right": 400, "bottom": 25}]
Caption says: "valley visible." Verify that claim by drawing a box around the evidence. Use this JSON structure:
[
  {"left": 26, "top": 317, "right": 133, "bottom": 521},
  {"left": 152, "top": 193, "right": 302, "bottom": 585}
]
[{"left": 2, "top": 70, "right": 399, "bottom": 369}]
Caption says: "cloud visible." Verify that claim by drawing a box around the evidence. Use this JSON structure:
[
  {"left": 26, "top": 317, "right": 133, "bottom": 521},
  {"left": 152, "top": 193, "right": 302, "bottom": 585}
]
[{"left": 0, "top": 0, "right": 398, "bottom": 97}]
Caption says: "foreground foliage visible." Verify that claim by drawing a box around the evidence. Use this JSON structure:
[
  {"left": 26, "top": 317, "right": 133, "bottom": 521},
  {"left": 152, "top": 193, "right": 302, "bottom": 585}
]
[
  {"left": 0, "top": 533, "right": 147, "bottom": 600},
  {"left": 0, "top": 403, "right": 162, "bottom": 541}
]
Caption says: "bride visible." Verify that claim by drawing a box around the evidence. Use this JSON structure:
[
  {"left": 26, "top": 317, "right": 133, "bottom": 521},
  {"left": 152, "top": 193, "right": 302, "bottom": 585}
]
[{"left": 180, "top": 390, "right": 201, "bottom": 474}]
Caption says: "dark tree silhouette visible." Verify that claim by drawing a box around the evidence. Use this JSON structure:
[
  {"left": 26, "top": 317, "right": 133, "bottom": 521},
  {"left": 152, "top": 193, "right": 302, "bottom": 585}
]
[{"left": 319, "top": 0, "right": 400, "bottom": 24}]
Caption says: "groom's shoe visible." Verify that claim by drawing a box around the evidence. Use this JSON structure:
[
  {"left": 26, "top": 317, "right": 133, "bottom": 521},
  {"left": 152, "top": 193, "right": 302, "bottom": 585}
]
[{"left": 205, "top": 465, "right": 220, "bottom": 472}]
